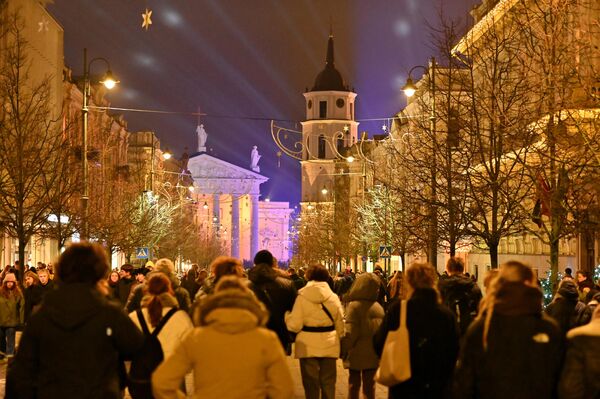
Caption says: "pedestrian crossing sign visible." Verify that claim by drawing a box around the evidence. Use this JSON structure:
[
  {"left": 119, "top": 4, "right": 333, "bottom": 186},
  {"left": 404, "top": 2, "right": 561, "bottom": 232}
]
[
  {"left": 136, "top": 247, "right": 149, "bottom": 259},
  {"left": 379, "top": 246, "right": 392, "bottom": 258}
]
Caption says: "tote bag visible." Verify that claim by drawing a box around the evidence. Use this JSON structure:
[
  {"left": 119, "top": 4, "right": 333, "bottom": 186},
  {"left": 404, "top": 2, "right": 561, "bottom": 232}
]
[{"left": 375, "top": 299, "right": 411, "bottom": 386}]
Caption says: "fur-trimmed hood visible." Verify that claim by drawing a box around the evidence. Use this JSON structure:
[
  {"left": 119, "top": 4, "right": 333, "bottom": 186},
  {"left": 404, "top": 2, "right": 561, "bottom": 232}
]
[
  {"left": 248, "top": 263, "right": 289, "bottom": 285},
  {"left": 141, "top": 292, "right": 179, "bottom": 308},
  {"left": 197, "top": 289, "right": 269, "bottom": 334}
]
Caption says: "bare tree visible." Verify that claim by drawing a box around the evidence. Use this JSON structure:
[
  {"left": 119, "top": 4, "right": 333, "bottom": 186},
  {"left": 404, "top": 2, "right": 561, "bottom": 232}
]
[
  {"left": 511, "top": 0, "right": 600, "bottom": 286},
  {"left": 454, "top": 8, "right": 538, "bottom": 268},
  {"left": 0, "top": 11, "right": 73, "bottom": 276},
  {"left": 389, "top": 16, "right": 474, "bottom": 262}
]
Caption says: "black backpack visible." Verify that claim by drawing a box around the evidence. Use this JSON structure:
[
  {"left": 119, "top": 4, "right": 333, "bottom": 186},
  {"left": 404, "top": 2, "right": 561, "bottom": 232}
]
[
  {"left": 128, "top": 308, "right": 178, "bottom": 399},
  {"left": 444, "top": 286, "right": 477, "bottom": 335}
]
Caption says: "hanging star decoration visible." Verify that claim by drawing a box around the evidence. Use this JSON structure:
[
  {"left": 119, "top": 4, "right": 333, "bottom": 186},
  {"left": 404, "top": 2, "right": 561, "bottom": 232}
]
[
  {"left": 142, "top": 8, "right": 153, "bottom": 30},
  {"left": 38, "top": 17, "right": 49, "bottom": 32}
]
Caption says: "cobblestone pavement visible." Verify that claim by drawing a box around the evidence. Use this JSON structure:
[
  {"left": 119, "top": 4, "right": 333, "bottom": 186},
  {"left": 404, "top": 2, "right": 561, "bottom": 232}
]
[
  {"left": 0, "top": 357, "right": 388, "bottom": 398},
  {"left": 286, "top": 357, "right": 388, "bottom": 399}
]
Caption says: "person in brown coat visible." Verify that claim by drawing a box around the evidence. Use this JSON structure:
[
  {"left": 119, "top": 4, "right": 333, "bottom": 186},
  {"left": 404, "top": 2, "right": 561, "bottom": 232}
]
[{"left": 342, "top": 273, "right": 384, "bottom": 399}]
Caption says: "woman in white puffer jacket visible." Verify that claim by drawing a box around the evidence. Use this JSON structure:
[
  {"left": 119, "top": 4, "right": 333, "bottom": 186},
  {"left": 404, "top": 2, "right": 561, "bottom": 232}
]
[{"left": 285, "top": 264, "right": 345, "bottom": 399}]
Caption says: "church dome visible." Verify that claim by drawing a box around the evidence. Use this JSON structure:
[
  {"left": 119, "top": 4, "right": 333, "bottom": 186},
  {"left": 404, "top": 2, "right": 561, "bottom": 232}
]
[{"left": 311, "top": 35, "right": 349, "bottom": 92}]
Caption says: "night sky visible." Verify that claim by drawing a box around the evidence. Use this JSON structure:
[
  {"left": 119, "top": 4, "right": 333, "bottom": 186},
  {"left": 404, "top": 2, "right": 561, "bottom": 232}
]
[{"left": 48, "top": 0, "right": 477, "bottom": 206}]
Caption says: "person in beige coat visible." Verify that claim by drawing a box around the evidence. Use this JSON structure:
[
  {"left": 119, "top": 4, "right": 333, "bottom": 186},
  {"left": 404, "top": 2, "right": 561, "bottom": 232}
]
[{"left": 152, "top": 276, "right": 294, "bottom": 399}]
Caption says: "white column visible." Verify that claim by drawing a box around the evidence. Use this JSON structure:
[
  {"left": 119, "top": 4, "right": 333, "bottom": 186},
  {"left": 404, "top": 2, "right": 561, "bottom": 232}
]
[
  {"left": 231, "top": 194, "right": 240, "bottom": 258},
  {"left": 250, "top": 194, "right": 260, "bottom": 258}
]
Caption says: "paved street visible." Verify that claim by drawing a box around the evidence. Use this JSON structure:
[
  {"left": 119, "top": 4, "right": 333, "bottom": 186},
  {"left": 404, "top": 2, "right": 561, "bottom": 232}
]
[
  {"left": 286, "top": 357, "right": 388, "bottom": 399},
  {"left": 0, "top": 358, "right": 387, "bottom": 398}
]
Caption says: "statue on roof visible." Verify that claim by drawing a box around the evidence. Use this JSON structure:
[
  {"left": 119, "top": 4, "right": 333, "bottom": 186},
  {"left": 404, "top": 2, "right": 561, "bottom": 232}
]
[
  {"left": 250, "top": 145, "right": 261, "bottom": 173},
  {"left": 197, "top": 124, "right": 207, "bottom": 153}
]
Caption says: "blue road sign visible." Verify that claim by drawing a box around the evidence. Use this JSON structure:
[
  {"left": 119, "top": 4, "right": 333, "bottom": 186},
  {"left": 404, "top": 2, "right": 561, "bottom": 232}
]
[
  {"left": 379, "top": 246, "right": 392, "bottom": 258},
  {"left": 136, "top": 247, "right": 149, "bottom": 259}
]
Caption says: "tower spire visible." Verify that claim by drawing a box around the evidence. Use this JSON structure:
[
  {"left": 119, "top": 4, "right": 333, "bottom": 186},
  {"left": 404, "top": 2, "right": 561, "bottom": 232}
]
[{"left": 326, "top": 31, "right": 334, "bottom": 66}]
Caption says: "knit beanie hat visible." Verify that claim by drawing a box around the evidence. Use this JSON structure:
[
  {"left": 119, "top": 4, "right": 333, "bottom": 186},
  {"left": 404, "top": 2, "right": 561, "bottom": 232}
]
[
  {"left": 3, "top": 273, "right": 17, "bottom": 284},
  {"left": 155, "top": 258, "right": 175, "bottom": 275}
]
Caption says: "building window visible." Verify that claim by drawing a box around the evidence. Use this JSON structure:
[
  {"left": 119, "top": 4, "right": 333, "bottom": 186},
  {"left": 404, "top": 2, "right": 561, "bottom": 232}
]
[
  {"left": 319, "top": 101, "right": 327, "bottom": 118},
  {"left": 318, "top": 135, "right": 326, "bottom": 159},
  {"left": 447, "top": 108, "right": 460, "bottom": 149}
]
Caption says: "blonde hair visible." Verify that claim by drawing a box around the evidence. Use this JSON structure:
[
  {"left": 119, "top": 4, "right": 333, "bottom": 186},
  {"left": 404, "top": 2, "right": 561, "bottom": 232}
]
[
  {"left": 389, "top": 271, "right": 405, "bottom": 299},
  {"left": 209, "top": 256, "right": 244, "bottom": 285},
  {"left": 405, "top": 263, "right": 439, "bottom": 301},
  {"left": 478, "top": 261, "right": 536, "bottom": 350}
]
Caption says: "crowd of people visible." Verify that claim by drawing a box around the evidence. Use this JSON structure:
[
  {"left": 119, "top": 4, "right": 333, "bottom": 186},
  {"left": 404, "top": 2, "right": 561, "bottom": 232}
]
[{"left": 1, "top": 242, "right": 599, "bottom": 399}]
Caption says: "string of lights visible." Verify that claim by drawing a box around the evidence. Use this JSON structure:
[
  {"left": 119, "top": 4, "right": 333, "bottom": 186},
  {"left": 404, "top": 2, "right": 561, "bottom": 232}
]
[{"left": 88, "top": 105, "right": 428, "bottom": 125}]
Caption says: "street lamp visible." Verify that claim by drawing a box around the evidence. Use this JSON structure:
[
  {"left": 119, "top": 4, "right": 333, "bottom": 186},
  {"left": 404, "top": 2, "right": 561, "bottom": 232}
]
[
  {"left": 402, "top": 57, "right": 438, "bottom": 268},
  {"left": 163, "top": 148, "right": 172, "bottom": 160},
  {"left": 321, "top": 186, "right": 329, "bottom": 196},
  {"left": 81, "top": 48, "right": 119, "bottom": 240},
  {"left": 402, "top": 77, "right": 417, "bottom": 98}
]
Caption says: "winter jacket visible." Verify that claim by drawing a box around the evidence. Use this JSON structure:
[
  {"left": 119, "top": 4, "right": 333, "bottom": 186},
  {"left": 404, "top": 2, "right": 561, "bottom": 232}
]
[
  {"left": 285, "top": 280, "right": 345, "bottom": 358},
  {"left": 373, "top": 288, "right": 459, "bottom": 399},
  {"left": 558, "top": 318, "right": 600, "bottom": 399},
  {"left": 38, "top": 280, "right": 55, "bottom": 298},
  {"left": 181, "top": 273, "right": 201, "bottom": 299},
  {"left": 248, "top": 263, "right": 297, "bottom": 350},
  {"left": 116, "top": 277, "right": 135, "bottom": 306},
  {"left": 290, "top": 274, "right": 306, "bottom": 290},
  {"left": 342, "top": 273, "right": 384, "bottom": 370},
  {"left": 454, "top": 282, "right": 564, "bottom": 399},
  {"left": 23, "top": 285, "right": 43, "bottom": 323},
  {"left": 126, "top": 272, "right": 191, "bottom": 314},
  {"left": 0, "top": 292, "right": 24, "bottom": 327},
  {"left": 545, "top": 280, "right": 592, "bottom": 336},
  {"left": 128, "top": 293, "right": 193, "bottom": 359},
  {"left": 152, "top": 288, "right": 294, "bottom": 399},
  {"left": 438, "top": 273, "right": 482, "bottom": 335},
  {"left": 6, "top": 283, "right": 144, "bottom": 399}
]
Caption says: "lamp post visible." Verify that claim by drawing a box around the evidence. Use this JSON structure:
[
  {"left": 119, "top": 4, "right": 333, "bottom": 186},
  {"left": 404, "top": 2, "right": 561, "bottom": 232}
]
[
  {"left": 81, "top": 48, "right": 119, "bottom": 240},
  {"left": 403, "top": 57, "right": 438, "bottom": 269}
]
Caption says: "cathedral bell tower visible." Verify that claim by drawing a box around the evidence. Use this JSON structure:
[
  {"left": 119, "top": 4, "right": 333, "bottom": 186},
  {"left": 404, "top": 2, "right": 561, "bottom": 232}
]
[{"left": 301, "top": 33, "right": 358, "bottom": 205}]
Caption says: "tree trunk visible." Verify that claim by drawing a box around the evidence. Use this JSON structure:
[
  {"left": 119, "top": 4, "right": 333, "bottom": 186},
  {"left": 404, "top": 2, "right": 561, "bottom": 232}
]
[
  {"left": 550, "top": 238, "right": 559, "bottom": 293},
  {"left": 489, "top": 241, "right": 499, "bottom": 269},
  {"left": 18, "top": 236, "right": 26, "bottom": 283},
  {"left": 400, "top": 252, "right": 406, "bottom": 272}
]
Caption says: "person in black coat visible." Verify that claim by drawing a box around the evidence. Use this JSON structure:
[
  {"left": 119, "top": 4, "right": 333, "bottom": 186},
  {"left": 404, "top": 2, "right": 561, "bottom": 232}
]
[
  {"left": 545, "top": 279, "right": 592, "bottom": 336},
  {"left": 7, "top": 242, "right": 144, "bottom": 399},
  {"left": 438, "top": 257, "right": 482, "bottom": 336},
  {"left": 23, "top": 271, "right": 44, "bottom": 324},
  {"left": 454, "top": 261, "right": 564, "bottom": 399},
  {"left": 559, "top": 305, "right": 600, "bottom": 399},
  {"left": 248, "top": 250, "right": 297, "bottom": 353},
  {"left": 116, "top": 263, "right": 135, "bottom": 307},
  {"left": 373, "top": 263, "right": 459, "bottom": 399}
]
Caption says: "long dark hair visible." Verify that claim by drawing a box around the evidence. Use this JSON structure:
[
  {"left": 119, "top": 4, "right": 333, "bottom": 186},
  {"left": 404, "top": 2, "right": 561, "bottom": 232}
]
[
  {"left": 0, "top": 281, "right": 22, "bottom": 300},
  {"left": 145, "top": 274, "right": 174, "bottom": 328}
]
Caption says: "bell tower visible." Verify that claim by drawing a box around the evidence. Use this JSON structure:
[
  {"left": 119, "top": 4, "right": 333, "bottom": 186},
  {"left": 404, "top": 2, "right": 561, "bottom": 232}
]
[{"left": 300, "top": 33, "right": 358, "bottom": 204}]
